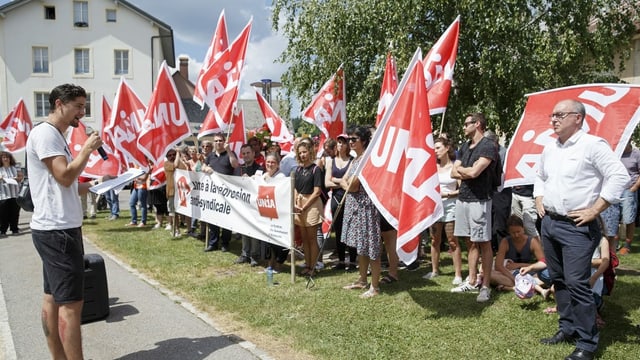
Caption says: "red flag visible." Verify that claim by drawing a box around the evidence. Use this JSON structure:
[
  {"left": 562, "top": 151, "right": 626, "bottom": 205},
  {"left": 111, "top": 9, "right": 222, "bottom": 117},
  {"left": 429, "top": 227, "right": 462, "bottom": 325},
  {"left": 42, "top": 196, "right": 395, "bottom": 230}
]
[
  {"left": 67, "top": 121, "right": 121, "bottom": 177},
  {"left": 1, "top": 98, "right": 33, "bottom": 153},
  {"left": 228, "top": 107, "right": 247, "bottom": 163},
  {"left": 423, "top": 16, "right": 460, "bottom": 115},
  {"left": 198, "top": 18, "right": 252, "bottom": 138},
  {"left": 376, "top": 53, "right": 398, "bottom": 127},
  {"left": 302, "top": 66, "right": 347, "bottom": 146},
  {"left": 359, "top": 49, "right": 443, "bottom": 265},
  {"left": 321, "top": 191, "right": 333, "bottom": 238},
  {"left": 194, "top": 10, "right": 229, "bottom": 107},
  {"left": 255, "top": 91, "right": 294, "bottom": 151},
  {"left": 101, "top": 96, "right": 126, "bottom": 175},
  {"left": 148, "top": 159, "right": 167, "bottom": 189},
  {"left": 138, "top": 61, "right": 191, "bottom": 165},
  {"left": 104, "top": 78, "right": 148, "bottom": 168},
  {"left": 504, "top": 84, "right": 640, "bottom": 187}
]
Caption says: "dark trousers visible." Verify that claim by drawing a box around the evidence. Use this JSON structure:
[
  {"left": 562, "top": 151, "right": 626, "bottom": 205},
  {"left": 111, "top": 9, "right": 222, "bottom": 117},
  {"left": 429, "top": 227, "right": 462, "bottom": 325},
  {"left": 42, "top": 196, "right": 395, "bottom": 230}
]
[
  {"left": 0, "top": 198, "right": 20, "bottom": 233},
  {"left": 491, "top": 188, "right": 511, "bottom": 251},
  {"left": 208, "top": 224, "right": 231, "bottom": 249},
  {"left": 541, "top": 215, "right": 600, "bottom": 352},
  {"left": 332, "top": 195, "right": 356, "bottom": 263}
]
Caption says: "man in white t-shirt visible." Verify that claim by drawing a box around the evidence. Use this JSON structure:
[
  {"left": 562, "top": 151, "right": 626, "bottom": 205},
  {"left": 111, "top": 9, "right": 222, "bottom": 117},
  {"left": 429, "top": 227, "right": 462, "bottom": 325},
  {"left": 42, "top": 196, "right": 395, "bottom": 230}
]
[{"left": 26, "top": 84, "right": 105, "bottom": 360}]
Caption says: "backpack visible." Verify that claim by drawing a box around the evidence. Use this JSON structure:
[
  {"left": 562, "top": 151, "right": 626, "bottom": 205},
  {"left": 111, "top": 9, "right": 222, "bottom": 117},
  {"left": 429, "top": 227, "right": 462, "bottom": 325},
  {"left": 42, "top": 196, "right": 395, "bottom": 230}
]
[{"left": 603, "top": 250, "right": 619, "bottom": 296}]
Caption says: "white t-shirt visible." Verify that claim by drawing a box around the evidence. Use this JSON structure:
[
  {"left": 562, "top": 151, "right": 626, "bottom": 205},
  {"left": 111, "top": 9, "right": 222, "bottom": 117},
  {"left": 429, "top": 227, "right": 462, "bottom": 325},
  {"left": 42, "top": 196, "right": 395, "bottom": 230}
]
[{"left": 26, "top": 123, "right": 83, "bottom": 230}]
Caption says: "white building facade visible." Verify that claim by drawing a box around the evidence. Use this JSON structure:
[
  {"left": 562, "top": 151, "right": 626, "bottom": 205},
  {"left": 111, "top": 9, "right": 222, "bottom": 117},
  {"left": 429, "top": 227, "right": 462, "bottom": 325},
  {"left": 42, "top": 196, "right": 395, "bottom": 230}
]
[{"left": 0, "top": 0, "right": 174, "bottom": 127}]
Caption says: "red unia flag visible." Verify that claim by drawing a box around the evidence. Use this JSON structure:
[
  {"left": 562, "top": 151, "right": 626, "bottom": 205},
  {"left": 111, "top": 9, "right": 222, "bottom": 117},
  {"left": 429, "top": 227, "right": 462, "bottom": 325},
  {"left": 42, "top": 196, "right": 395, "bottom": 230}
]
[
  {"left": 105, "top": 77, "right": 148, "bottom": 168},
  {"left": 423, "top": 16, "right": 460, "bottom": 115},
  {"left": 1, "top": 98, "right": 32, "bottom": 152},
  {"left": 148, "top": 160, "right": 167, "bottom": 189},
  {"left": 67, "top": 121, "right": 121, "bottom": 177},
  {"left": 504, "top": 84, "right": 640, "bottom": 187},
  {"left": 101, "top": 96, "right": 126, "bottom": 175},
  {"left": 376, "top": 53, "right": 398, "bottom": 127},
  {"left": 256, "top": 91, "right": 294, "bottom": 152},
  {"left": 198, "top": 18, "right": 252, "bottom": 138},
  {"left": 302, "top": 66, "right": 347, "bottom": 145},
  {"left": 359, "top": 49, "right": 443, "bottom": 264},
  {"left": 138, "top": 61, "right": 191, "bottom": 165},
  {"left": 228, "top": 107, "right": 246, "bottom": 162},
  {"left": 194, "top": 10, "right": 229, "bottom": 107}
]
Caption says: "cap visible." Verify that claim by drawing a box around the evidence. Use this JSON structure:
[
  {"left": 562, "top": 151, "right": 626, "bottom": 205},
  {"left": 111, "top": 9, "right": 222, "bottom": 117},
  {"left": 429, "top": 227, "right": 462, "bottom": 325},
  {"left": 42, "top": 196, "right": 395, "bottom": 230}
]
[{"left": 337, "top": 133, "right": 348, "bottom": 140}]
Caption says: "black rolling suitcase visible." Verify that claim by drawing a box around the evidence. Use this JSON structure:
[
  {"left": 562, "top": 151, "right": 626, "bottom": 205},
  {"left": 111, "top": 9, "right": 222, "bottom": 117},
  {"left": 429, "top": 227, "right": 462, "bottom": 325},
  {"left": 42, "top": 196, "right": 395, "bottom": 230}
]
[{"left": 81, "top": 254, "right": 110, "bottom": 323}]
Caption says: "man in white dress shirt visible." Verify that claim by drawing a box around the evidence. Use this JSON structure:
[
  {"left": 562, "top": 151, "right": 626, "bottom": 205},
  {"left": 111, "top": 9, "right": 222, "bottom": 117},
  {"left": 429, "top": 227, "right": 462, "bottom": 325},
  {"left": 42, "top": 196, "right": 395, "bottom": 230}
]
[{"left": 534, "top": 99, "right": 629, "bottom": 360}]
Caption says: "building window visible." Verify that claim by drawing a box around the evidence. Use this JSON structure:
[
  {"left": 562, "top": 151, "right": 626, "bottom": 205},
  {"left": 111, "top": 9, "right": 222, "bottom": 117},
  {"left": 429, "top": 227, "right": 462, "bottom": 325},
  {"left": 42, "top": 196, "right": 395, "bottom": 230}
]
[
  {"left": 106, "top": 9, "right": 116, "bottom": 22},
  {"left": 32, "top": 47, "right": 49, "bottom": 74},
  {"left": 73, "top": 1, "right": 89, "bottom": 27},
  {"left": 44, "top": 6, "right": 56, "bottom": 20},
  {"left": 74, "top": 48, "right": 91, "bottom": 74},
  {"left": 114, "top": 50, "right": 129, "bottom": 75},
  {"left": 34, "top": 92, "right": 50, "bottom": 117},
  {"left": 84, "top": 93, "right": 92, "bottom": 118}
]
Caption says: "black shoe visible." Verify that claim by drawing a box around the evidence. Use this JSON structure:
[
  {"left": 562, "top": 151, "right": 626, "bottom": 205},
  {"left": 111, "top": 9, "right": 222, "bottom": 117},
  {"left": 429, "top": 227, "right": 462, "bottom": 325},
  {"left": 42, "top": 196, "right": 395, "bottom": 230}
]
[
  {"left": 332, "top": 262, "right": 346, "bottom": 270},
  {"left": 540, "top": 331, "right": 576, "bottom": 345},
  {"left": 204, "top": 246, "right": 217, "bottom": 252},
  {"left": 406, "top": 261, "right": 420, "bottom": 271},
  {"left": 565, "top": 348, "right": 595, "bottom": 360}
]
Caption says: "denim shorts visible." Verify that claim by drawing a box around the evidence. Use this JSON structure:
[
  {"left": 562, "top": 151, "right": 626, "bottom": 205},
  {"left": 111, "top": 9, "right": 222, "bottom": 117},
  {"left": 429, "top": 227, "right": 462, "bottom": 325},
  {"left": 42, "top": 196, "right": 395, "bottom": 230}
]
[{"left": 32, "top": 228, "right": 85, "bottom": 303}]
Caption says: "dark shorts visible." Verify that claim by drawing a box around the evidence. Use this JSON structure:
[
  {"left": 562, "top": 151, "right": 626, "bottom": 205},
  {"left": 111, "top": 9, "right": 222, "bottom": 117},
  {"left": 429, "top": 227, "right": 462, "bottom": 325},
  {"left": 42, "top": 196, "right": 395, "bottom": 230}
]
[
  {"left": 32, "top": 227, "right": 85, "bottom": 303},
  {"left": 380, "top": 213, "right": 394, "bottom": 232}
]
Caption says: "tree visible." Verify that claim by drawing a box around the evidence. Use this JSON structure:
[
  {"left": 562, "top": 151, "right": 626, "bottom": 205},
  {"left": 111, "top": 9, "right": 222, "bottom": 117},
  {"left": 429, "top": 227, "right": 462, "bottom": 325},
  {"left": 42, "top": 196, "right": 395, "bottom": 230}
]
[{"left": 272, "top": 0, "right": 640, "bottom": 142}]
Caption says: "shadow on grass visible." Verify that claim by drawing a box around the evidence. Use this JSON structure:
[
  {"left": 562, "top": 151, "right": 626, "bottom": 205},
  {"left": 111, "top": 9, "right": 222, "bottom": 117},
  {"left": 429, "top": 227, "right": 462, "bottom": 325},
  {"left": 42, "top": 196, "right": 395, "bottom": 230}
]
[{"left": 114, "top": 335, "right": 235, "bottom": 360}]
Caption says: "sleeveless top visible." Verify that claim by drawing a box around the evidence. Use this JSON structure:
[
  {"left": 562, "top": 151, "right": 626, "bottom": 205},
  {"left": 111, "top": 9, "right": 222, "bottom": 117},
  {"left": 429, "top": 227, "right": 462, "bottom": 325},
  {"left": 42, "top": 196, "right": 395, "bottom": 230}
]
[
  {"left": 437, "top": 164, "right": 457, "bottom": 193},
  {"left": 331, "top": 156, "right": 352, "bottom": 201},
  {"left": 505, "top": 235, "right": 534, "bottom": 263}
]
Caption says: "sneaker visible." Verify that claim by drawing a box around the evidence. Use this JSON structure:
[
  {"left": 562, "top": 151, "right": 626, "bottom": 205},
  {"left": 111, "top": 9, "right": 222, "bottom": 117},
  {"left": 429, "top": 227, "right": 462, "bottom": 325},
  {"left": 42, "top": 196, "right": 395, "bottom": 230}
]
[
  {"left": 406, "top": 261, "right": 420, "bottom": 271},
  {"left": 153, "top": 223, "right": 161, "bottom": 229},
  {"left": 235, "top": 256, "right": 250, "bottom": 264},
  {"left": 422, "top": 272, "right": 439, "bottom": 280},
  {"left": 125, "top": 222, "right": 137, "bottom": 227},
  {"left": 315, "top": 262, "right": 325, "bottom": 270},
  {"left": 619, "top": 246, "right": 631, "bottom": 255},
  {"left": 451, "top": 280, "right": 479, "bottom": 293},
  {"left": 165, "top": 224, "right": 172, "bottom": 231},
  {"left": 108, "top": 215, "right": 119, "bottom": 221},
  {"left": 138, "top": 223, "right": 146, "bottom": 228},
  {"left": 477, "top": 286, "right": 491, "bottom": 303},
  {"left": 452, "top": 276, "right": 463, "bottom": 285}
]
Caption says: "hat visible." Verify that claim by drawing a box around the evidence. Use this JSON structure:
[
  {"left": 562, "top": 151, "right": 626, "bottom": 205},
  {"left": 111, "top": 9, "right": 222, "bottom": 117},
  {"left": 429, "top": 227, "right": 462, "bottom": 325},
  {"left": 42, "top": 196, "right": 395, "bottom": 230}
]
[{"left": 337, "top": 133, "right": 348, "bottom": 140}]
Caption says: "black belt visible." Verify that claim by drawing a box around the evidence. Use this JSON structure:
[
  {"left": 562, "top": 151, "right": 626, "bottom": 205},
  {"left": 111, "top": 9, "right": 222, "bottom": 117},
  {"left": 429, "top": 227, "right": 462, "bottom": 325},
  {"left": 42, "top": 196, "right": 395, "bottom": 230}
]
[{"left": 545, "top": 210, "right": 575, "bottom": 223}]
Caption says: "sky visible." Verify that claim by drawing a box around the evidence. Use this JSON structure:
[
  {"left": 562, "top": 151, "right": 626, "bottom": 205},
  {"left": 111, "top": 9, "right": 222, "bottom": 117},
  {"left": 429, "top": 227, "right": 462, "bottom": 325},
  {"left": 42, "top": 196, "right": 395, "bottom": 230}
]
[{"left": 0, "top": 0, "right": 289, "bottom": 101}]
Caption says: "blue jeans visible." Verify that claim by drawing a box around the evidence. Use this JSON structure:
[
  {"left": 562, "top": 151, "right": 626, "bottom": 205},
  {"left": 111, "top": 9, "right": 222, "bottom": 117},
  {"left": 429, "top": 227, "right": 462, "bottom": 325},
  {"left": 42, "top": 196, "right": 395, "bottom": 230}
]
[
  {"left": 104, "top": 189, "right": 119, "bottom": 216},
  {"left": 129, "top": 188, "right": 148, "bottom": 224},
  {"left": 541, "top": 215, "right": 600, "bottom": 352}
]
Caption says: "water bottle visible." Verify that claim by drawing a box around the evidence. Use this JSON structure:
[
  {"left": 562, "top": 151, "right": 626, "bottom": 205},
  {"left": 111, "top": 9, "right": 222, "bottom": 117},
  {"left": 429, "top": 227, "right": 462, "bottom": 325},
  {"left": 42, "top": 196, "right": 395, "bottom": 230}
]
[{"left": 266, "top": 266, "right": 274, "bottom": 286}]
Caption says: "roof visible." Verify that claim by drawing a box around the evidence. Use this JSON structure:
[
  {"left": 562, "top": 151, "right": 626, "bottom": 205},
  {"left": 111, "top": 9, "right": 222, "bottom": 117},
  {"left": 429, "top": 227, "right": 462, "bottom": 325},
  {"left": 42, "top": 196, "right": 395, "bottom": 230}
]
[{"left": 0, "top": 0, "right": 175, "bottom": 67}]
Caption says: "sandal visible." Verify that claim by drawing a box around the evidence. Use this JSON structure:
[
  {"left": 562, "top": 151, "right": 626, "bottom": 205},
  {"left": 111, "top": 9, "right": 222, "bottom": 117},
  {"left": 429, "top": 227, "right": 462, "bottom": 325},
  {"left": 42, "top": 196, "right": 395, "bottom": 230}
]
[
  {"left": 380, "top": 275, "right": 398, "bottom": 284},
  {"left": 343, "top": 281, "right": 368, "bottom": 290},
  {"left": 359, "top": 287, "right": 380, "bottom": 299},
  {"left": 299, "top": 267, "right": 312, "bottom": 276},
  {"left": 543, "top": 306, "right": 557, "bottom": 314}
]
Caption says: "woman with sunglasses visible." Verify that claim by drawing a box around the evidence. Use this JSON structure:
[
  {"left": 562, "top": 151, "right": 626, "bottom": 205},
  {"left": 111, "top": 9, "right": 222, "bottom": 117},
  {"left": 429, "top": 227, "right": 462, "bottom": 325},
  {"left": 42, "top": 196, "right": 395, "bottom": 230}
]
[{"left": 341, "top": 126, "right": 382, "bottom": 298}]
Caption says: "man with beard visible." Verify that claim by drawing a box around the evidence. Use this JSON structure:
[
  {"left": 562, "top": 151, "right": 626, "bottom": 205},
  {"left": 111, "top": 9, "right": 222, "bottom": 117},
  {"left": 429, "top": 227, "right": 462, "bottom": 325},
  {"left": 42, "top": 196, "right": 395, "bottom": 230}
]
[{"left": 26, "top": 84, "right": 105, "bottom": 359}]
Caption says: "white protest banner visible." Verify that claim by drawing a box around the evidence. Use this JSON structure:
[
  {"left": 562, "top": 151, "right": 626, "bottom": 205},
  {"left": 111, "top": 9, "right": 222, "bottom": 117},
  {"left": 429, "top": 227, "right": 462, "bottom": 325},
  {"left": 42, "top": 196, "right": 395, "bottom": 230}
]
[{"left": 174, "top": 169, "right": 292, "bottom": 248}]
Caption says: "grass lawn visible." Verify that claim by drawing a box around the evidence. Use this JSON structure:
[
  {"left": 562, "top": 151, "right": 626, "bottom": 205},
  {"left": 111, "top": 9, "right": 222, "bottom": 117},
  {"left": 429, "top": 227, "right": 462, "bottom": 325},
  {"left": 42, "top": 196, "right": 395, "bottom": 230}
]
[{"left": 83, "top": 210, "right": 640, "bottom": 359}]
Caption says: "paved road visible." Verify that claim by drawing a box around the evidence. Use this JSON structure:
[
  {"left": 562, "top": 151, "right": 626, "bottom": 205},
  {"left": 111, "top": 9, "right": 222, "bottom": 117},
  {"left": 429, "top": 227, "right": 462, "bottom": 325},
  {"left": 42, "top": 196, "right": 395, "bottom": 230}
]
[{"left": 0, "top": 208, "right": 271, "bottom": 360}]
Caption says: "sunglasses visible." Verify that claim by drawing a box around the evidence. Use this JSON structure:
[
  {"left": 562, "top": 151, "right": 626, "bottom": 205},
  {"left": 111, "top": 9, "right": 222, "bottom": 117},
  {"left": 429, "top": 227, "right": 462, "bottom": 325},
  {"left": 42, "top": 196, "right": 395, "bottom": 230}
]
[{"left": 348, "top": 137, "right": 360, "bottom": 142}]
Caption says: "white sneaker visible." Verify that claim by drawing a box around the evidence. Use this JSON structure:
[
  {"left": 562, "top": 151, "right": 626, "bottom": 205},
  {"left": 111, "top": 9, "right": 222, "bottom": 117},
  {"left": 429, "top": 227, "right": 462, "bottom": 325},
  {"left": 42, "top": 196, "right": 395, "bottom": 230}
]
[
  {"left": 315, "top": 262, "right": 325, "bottom": 270},
  {"left": 477, "top": 286, "right": 491, "bottom": 302},
  {"left": 165, "top": 224, "right": 172, "bottom": 231},
  {"left": 153, "top": 223, "right": 161, "bottom": 229},
  {"left": 451, "top": 280, "right": 479, "bottom": 293},
  {"left": 422, "top": 272, "right": 439, "bottom": 280},
  {"left": 452, "top": 276, "right": 463, "bottom": 285}
]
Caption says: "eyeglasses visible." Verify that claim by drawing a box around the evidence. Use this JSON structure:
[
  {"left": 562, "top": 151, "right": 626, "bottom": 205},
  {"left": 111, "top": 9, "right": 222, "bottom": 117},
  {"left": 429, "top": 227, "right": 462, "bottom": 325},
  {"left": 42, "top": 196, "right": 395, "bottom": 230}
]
[
  {"left": 549, "top": 112, "right": 579, "bottom": 121},
  {"left": 348, "top": 137, "right": 360, "bottom": 142},
  {"left": 202, "top": 145, "right": 212, "bottom": 148},
  {"left": 213, "top": 140, "right": 224, "bottom": 143},
  {"left": 463, "top": 120, "right": 476, "bottom": 127}
]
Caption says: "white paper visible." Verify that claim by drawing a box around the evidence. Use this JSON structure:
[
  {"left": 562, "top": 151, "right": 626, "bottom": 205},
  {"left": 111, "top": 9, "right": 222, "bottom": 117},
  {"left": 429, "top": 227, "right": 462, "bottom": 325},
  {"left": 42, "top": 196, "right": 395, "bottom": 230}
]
[
  {"left": 90, "top": 168, "right": 146, "bottom": 195},
  {"left": 2, "top": 178, "right": 18, "bottom": 185}
]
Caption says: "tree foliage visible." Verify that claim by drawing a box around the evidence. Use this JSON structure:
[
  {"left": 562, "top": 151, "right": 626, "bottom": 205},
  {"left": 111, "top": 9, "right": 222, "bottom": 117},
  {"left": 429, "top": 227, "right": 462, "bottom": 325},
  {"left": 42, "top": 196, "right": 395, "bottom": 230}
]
[{"left": 271, "top": 0, "right": 640, "bottom": 142}]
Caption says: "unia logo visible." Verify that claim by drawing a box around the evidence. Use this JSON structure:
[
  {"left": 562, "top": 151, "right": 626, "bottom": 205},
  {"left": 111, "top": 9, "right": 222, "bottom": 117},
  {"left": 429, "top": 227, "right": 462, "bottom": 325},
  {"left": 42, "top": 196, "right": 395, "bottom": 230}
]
[
  {"left": 256, "top": 186, "right": 278, "bottom": 219},
  {"left": 176, "top": 176, "right": 191, "bottom": 207}
]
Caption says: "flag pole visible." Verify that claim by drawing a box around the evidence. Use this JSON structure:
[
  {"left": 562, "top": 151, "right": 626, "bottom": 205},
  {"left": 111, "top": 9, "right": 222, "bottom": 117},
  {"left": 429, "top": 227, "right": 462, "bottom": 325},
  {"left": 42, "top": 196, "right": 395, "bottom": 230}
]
[{"left": 439, "top": 109, "right": 446, "bottom": 136}]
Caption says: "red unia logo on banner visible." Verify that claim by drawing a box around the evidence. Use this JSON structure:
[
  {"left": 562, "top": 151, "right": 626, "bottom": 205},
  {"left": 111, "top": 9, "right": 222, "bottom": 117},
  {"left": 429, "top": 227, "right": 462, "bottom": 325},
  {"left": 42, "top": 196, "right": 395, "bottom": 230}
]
[
  {"left": 176, "top": 175, "right": 191, "bottom": 207},
  {"left": 256, "top": 186, "right": 278, "bottom": 219}
]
